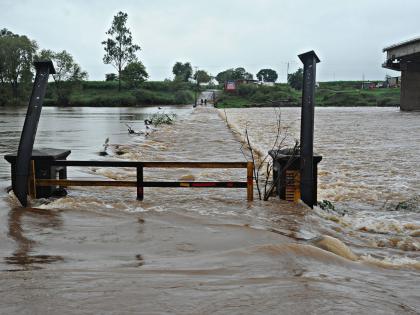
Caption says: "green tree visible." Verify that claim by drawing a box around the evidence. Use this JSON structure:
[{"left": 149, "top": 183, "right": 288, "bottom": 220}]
[
  {"left": 102, "top": 11, "right": 141, "bottom": 91},
  {"left": 172, "top": 62, "right": 192, "bottom": 82},
  {"left": 215, "top": 67, "right": 253, "bottom": 84},
  {"left": 256, "top": 68, "right": 278, "bottom": 82},
  {"left": 0, "top": 28, "right": 37, "bottom": 102},
  {"left": 288, "top": 68, "right": 303, "bottom": 90},
  {"left": 120, "top": 61, "right": 148, "bottom": 87},
  {"left": 193, "top": 69, "right": 211, "bottom": 84},
  {"left": 105, "top": 73, "right": 118, "bottom": 81},
  {"left": 234, "top": 67, "right": 253, "bottom": 80},
  {"left": 38, "top": 49, "right": 88, "bottom": 105}
]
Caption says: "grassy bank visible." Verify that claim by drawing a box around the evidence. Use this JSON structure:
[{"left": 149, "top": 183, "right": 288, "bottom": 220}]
[
  {"left": 215, "top": 81, "right": 400, "bottom": 108},
  {"left": 43, "top": 80, "right": 196, "bottom": 107}
]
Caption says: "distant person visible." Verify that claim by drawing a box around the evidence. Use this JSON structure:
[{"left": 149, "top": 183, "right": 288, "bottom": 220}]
[
  {"left": 204, "top": 99, "right": 207, "bottom": 105},
  {"left": 200, "top": 99, "right": 204, "bottom": 105}
]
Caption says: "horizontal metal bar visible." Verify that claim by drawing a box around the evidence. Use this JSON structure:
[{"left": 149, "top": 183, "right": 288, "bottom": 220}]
[
  {"left": 36, "top": 179, "right": 247, "bottom": 188},
  {"left": 49, "top": 160, "right": 248, "bottom": 168}
]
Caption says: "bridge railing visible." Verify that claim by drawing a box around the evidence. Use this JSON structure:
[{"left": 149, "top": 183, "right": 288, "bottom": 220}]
[{"left": 31, "top": 160, "right": 254, "bottom": 202}]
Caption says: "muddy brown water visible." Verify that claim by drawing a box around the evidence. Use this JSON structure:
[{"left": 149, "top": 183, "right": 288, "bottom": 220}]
[{"left": 0, "top": 106, "right": 419, "bottom": 314}]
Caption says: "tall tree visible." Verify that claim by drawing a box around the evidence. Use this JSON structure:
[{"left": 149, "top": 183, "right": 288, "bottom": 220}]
[
  {"left": 120, "top": 61, "right": 148, "bottom": 87},
  {"left": 102, "top": 11, "right": 141, "bottom": 91},
  {"left": 0, "top": 28, "right": 37, "bottom": 100},
  {"left": 172, "top": 62, "right": 192, "bottom": 82},
  {"left": 38, "top": 49, "right": 88, "bottom": 105},
  {"left": 193, "top": 69, "right": 211, "bottom": 84},
  {"left": 256, "top": 68, "right": 278, "bottom": 82},
  {"left": 288, "top": 68, "right": 303, "bottom": 90}
]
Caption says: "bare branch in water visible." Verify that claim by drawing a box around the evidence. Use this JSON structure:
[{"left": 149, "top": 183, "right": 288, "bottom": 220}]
[{"left": 224, "top": 107, "right": 299, "bottom": 201}]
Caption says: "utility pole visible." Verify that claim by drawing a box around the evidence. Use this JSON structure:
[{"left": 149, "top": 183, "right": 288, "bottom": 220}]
[
  {"left": 194, "top": 66, "right": 198, "bottom": 106},
  {"left": 286, "top": 62, "right": 290, "bottom": 83}
]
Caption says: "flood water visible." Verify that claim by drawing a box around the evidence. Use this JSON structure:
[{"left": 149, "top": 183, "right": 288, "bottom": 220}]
[{"left": 0, "top": 105, "right": 419, "bottom": 314}]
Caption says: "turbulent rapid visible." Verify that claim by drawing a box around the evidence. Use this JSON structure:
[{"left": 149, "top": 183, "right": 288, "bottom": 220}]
[{"left": 0, "top": 105, "right": 419, "bottom": 314}]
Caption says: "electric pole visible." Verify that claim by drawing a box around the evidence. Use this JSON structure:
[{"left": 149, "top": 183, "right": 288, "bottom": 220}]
[{"left": 194, "top": 66, "right": 198, "bottom": 106}]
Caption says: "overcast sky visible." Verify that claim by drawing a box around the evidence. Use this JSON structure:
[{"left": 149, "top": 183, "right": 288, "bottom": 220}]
[{"left": 1, "top": 0, "right": 419, "bottom": 82}]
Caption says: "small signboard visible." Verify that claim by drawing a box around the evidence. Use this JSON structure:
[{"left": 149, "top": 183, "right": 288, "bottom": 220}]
[{"left": 225, "top": 81, "right": 236, "bottom": 91}]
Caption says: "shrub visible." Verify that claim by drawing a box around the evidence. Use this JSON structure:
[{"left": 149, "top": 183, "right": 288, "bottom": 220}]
[
  {"left": 147, "top": 113, "right": 177, "bottom": 126},
  {"left": 70, "top": 94, "right": 136, "bottom": 107},
  {"left": 237, "top": 84, "right": 258, "bottom": 97},
  {"left": 174, "top": 90, "right": 193, "bottom": 104}
]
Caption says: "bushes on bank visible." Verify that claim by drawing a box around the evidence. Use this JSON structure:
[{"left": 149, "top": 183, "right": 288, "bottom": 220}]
[
  {"left": 42, "top": 80, "right": 195, "bottom": 106},
  {"left": 70, "top": 94, "right": 137, "bottom": 107},
  {"left": 218, "top": 82, "right": 400, "bottom": 108}
]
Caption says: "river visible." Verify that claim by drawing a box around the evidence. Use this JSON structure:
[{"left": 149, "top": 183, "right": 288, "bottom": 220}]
[{"left": 0, "top": 105, "right": 419, "bottom": 314}]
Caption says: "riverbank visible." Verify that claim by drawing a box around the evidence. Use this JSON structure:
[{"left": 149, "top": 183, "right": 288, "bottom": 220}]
[
  {"left": 43, "top": 80, "right": 196, "bottom": 107},
  {"left": 215, "top": 81, "right": 400, "bottom": 108}
]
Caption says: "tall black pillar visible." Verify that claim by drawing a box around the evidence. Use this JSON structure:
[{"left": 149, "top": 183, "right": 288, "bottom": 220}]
[
  {"left": 298, "top": 51, "right": 320, "bottom": 208},
  {"left": 14, "top": 60, "right": 56, "bottom": 207}
]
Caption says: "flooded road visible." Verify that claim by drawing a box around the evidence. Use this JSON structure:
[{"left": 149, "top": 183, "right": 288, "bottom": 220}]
[{"left": 0, "top": 106, "right": 419, "bottom": 314}]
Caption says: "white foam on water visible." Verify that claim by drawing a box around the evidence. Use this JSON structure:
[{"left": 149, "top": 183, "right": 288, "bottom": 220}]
[{"left": 361, "top": 254, "right": 420, "bottom": 270}]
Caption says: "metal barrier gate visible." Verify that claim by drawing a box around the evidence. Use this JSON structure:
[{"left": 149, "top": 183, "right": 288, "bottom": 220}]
[{"left": 30, "top": 160, "right": 254, "bottom": 202}]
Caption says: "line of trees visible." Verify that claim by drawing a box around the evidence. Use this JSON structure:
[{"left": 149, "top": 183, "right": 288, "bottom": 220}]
[
  {"left": 213, "top": 66, "right": 305, "bottom": 90},
  {"left": 0, "top": 28, "right": 87, "bottom": 106},
  {"left": 1, "top": 10, "right": 305, "bottom": 107},
  {"left": 0, "top": 29, "right": 37, "bottom": 105}
]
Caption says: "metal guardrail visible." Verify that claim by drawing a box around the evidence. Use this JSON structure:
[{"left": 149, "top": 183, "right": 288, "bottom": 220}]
[{"left": 32, "top": 160, "right": 254, "bottom": 202}]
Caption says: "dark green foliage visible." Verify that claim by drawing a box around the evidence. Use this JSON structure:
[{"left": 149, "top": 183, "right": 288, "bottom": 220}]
[
  {"left": 0, "top": 28, "right": 37, "bottom": 105},
  {"left": 81, "top": 81, "right": 128, "bottom": 90},
  {"left": 105, "top": 73, "right": 117, "bottom": 81},
  {"left": 133, "top": 89, "right": 173, "bottom": 104},
  {"left": 288, "top": 68, "right": 303, "bottom": 90},
  {"left": 317, "top": 199, "right": 348, "bottom": 216},
  {"left": 120, "top": 61, "right": 148, "bottom": 88},
  {"left": 172, "top": 62, "right": 193, "bottom": 82},
  {"left": 71, "top": 94, "right": 137, "bottom": 107},
  {"left": 256, "top": 68, "right": 278, "bottom": 82},
  {"left": 43, "top": 80, "right": 195, "bottom": 107},
  {"left": 215, "top": 67, "right": 253, "bottom": 84},
  {"left": 193, "top": 70, "right": 211, "bottom": 84},
  {"left": 237, "top": 84, "right": 258, "bottom": 96},
  {"left": 174, "top": 90, "right": 194, "bottom": 103},
  {"left": 217, "top": 81, "right": 400, "bottom": 108},
  {"left": 133, "top": 88, "right": 193, "bottom": 105},
  {"left": 36, "top": 49, "right": 88, "bottom": 106},
  {"left": 318, "top": 200, "right": 335, "bottom": 211}
]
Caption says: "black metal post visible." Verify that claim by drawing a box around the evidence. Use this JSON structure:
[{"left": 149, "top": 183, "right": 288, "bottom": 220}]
[
  {"left": 298, "top": 51, "right": 320, "bottom": 208},
  {"left": 14, "top": 60, "right": 56, "bottom": 207},
  {"left": 137, "top": 166, "right": 144, "bottom": 201}
]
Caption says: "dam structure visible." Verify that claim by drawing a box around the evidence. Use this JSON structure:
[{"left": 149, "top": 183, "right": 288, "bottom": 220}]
[{"left": 383, "top": 37, "right": 420, "bottom": 111}]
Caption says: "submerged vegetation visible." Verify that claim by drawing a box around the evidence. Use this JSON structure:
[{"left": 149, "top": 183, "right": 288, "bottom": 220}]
[{"left": 146, "top": 112, "right": 177, "bottom": 126}]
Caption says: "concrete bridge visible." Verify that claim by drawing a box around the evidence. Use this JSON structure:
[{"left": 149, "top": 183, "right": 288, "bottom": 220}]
[{"left": 383, "top": 37, "right": 420, "bottom": 111}]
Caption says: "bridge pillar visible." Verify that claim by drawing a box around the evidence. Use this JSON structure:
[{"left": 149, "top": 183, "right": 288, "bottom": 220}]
[{"left": 401, "top": 62, "right": 420, "bottom": 111}]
